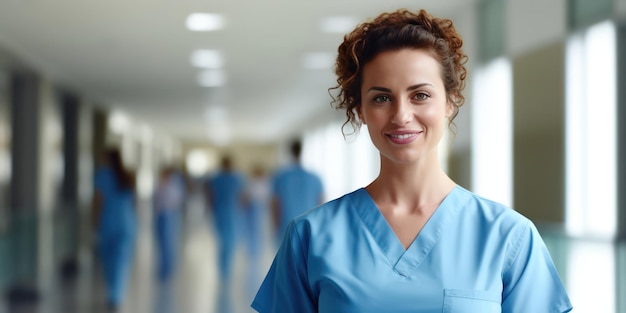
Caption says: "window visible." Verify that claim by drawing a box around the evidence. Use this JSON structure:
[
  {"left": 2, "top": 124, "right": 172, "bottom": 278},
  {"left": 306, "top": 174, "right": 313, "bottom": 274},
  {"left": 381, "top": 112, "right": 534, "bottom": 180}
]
[
  {"left": 565, "top": 21, "right": 617, "bottom": 238},
  {"left": 471, "top": 58, "right": 513, "bottom": 207}
]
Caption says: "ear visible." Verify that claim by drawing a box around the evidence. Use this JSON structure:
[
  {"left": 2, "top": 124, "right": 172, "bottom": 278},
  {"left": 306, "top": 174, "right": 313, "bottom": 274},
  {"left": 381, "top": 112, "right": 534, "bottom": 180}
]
[
  {"left": 445, "top": 101, "right": 454, "bottom": 119},
  {"left": 356, "top": 105, "right": 366, "bottom": 124}
]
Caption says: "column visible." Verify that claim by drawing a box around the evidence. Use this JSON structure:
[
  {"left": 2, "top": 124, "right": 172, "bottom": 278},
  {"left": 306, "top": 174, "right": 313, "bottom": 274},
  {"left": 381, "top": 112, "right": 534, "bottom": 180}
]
[
  {"left": 8, "top": 69, "right": 41, "bottom": 303},
  {"left": 617, "top": 20, "right": 626, "bottom": 241},
  {"left": 58, "top": 90, "right": 80, "bottom": 279}
]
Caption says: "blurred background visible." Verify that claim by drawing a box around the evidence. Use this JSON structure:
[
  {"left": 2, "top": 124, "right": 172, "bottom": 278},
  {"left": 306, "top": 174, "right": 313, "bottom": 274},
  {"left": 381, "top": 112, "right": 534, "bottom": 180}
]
[{"left": 0, "top": 0, "right": 625, "bottom": 312}]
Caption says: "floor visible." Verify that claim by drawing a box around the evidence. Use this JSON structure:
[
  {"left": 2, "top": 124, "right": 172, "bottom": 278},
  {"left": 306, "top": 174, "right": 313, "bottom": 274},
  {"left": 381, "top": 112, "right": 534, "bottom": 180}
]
[{"left": 1, "top": 190, "right": 624, "bottom": 313}]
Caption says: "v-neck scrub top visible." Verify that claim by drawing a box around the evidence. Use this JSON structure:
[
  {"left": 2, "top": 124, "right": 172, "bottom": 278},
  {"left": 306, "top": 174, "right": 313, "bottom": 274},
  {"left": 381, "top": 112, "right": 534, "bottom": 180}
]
[{"left": 252, "top": 186, "right": 572, "bottom": 313}]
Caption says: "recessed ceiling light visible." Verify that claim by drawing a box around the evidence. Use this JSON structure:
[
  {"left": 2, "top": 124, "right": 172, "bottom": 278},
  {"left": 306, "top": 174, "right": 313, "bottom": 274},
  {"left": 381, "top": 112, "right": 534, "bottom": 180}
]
[
  {"left": 197, "top": 69, "right": 226, "bottom": 87},
  {"left": 303, "top": 52, "right": 335, "bottom": 69},
  {"left": 108, "top": 110, "right": 130, "bottom": 134},
  {"left": 320, "top": 16, "right": 358, "bottom": 33},
  {"left": 186, "top": 13, "right": 224, "bottom": 31},
  {"left": 191, "top": 50, "right": 223, "bottom": 69}
]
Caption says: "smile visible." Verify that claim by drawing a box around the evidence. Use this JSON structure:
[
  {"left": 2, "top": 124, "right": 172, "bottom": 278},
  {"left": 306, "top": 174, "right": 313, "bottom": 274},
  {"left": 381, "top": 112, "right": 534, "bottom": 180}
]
[
  {"left": 385, "top": 132, "right": 421, "bottom": 144},
  {"left": 388, "top": 133, "right": 415, "bottom": 139}
]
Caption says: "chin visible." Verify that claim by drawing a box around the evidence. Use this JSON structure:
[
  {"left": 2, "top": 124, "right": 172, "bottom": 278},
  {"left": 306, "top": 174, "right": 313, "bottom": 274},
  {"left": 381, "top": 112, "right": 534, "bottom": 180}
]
[{"left": 382, "top": 152, "right": 421, "bottom": 165}]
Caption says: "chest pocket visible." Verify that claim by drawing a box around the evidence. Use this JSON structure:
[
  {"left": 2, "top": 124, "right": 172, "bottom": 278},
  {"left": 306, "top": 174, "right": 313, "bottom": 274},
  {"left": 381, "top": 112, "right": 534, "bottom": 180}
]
[{"left": 443, "top": 289, "right": 501, "bottom": 313}]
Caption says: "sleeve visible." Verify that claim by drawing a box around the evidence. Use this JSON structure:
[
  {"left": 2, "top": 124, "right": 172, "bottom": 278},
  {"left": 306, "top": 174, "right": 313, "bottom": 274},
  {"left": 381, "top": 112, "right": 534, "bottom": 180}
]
[
  {"left": 251, "top": 221, "right": 316, "bottom": 313},
  {"left": 501, "top": 221, "right": 573, "bottom": 313}
]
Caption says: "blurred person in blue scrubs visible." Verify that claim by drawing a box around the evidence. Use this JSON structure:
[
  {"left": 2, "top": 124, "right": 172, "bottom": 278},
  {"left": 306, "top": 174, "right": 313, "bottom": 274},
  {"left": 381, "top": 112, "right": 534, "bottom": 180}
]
[
  {"left": 252, "top": 8, "right": 572, "bottom": 313},
  {"left": 204, "top": 155, "right": 245, "bottom": 313},
  {"left": 92, "top": 148, "right": 137, "bottom": 312},
  {"left": 270, "top": 139, "right": 324, "bottom": 246},
  {"left": 242, "top": 164, "right": 271, "bottom": 299},
  {"left": 153, "top": 166, "right": 186, "bottom": 284}
]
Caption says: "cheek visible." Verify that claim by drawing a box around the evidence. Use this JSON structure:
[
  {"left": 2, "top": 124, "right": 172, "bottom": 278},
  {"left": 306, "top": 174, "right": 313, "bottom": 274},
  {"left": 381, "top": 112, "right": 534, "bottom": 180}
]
[
  {"left": 420, "top": 106, "right": 449, "bottom": 128},
  {"left": 421, "top": 106, "right": 441, "bottom": 119}
]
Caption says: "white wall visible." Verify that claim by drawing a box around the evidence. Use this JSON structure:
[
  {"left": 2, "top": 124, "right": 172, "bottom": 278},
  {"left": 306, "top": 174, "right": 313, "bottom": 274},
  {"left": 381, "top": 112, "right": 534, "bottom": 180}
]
[{"left": 507, "top": 0, "right": 567, "bottom": 58}]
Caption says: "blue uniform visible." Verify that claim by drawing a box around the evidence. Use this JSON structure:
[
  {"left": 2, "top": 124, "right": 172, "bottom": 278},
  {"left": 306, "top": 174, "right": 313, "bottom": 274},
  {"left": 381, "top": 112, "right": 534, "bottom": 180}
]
[
  {"left": 252, "top": 186, "right": 572, "bottom": 313},
  {"left": 94, "top": 166, "right": 137, "bottom": 307},
  {"left": 154, "top": 171, "right": 186, "bottom": 283},
  {"left": 272, "top": 164, "right": 323, "bottom": 243},
  {"left": 206, "top": 171, "right": 245, "bottom": 282}
]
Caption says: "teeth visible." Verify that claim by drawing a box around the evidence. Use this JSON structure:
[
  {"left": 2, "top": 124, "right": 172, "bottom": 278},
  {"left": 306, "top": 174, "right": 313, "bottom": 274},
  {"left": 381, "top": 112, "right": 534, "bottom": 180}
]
[{"left": 389, "top": 134, "right": 414, "bottom": 139}]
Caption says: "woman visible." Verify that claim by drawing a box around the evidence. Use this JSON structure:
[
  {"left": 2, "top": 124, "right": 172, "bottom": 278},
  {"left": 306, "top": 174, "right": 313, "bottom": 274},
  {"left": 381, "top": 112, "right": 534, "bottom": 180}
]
[
  {"left": 153, "top": 166, "right": 185, "bottom": 284},
  {"left": 251, "top": 8, "right": 572, "bottom": 313},
  {"left": 93, "top": 149, "right": 137, "bottom": 312}
]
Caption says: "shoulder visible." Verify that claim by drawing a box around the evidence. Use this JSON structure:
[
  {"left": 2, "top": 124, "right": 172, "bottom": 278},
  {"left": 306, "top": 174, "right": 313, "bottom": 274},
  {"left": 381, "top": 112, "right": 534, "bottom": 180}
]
[
  {"left": 454, "top": 186, "right": 530, "bottom": 229},
  {"left": 289, "top": 189, "right": 362, "bottom": 236},
  {"left": 455, "top": 186, "right": 551, "bottom": 259},
  {"left": 308, "top": 170, "right": 323, "bottom": 182},
  {"left": 271, "top": 167, "right": 289, "bottom": 180},
  {"left": 450, "top": 186, "right": 539, "bottom": 258}
]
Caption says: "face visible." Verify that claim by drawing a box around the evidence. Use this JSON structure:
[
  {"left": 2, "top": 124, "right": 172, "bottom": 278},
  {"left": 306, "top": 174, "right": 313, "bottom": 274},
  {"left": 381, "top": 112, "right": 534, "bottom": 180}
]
[{"left": 357, "top": 48, "right": 453, "bottom": 165}]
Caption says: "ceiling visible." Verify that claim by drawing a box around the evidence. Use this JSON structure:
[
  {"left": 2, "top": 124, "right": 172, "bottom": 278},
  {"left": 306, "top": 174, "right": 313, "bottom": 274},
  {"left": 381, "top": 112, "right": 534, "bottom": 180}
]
[{"left": 0, "top": 0, "right": 474, "bottom": 145}]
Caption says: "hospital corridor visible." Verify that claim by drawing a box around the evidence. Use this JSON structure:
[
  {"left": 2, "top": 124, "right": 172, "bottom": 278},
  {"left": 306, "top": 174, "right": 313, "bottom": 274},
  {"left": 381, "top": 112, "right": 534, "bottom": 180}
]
[{"left": 1, "top": 0, "right": 626, "bottom": 312}]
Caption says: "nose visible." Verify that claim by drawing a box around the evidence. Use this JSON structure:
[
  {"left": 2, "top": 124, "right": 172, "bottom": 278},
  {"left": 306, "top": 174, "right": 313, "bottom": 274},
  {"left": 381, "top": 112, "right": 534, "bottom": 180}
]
[{"left": 391, "top": 99, "right": 412, "bottom": 126}]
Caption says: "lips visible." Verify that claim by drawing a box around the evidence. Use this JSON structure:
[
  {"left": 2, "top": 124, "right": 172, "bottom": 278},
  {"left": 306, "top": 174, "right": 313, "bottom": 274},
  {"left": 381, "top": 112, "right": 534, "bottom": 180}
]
[{"left": 385, "top": 130, "right": 422, "bottom": 144}]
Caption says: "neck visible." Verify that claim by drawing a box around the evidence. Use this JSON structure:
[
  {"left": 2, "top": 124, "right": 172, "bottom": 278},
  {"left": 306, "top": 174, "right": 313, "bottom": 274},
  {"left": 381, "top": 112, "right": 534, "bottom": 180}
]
[{"left": 366, "top": 154, "right": 456, "bottom": 214}]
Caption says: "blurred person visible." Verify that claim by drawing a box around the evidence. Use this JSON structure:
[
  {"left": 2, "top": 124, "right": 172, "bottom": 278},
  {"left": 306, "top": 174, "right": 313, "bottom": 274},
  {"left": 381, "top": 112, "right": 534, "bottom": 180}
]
[
  {"left": 242, "top": 164, "right": 271, "bottom": 299},
  {"left": 204, "top": 155, "right": 246, "bottom": 313},
  {"left": 92, "top": 148, "right": 137, "bottom": 312},
  {"left": 252, "top": 8, "right": 572, "bottom": 313},
  {"left": 153, "top": 166, "right": 186, "bottom": 285},
  {"left": 270, "top": 139, "right": 324, "bottom": 246}
]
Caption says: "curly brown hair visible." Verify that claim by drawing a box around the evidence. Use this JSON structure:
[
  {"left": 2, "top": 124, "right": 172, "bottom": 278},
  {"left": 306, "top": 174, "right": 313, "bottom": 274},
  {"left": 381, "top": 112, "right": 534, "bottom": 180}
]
[{"left": 330, "top": 8, "right": 468, "bottom": 135}]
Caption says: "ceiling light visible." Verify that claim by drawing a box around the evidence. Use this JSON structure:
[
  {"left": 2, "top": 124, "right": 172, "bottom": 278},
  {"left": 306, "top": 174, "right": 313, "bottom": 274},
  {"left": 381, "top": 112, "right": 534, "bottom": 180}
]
[
  {"left": 186, "top": 13, "right": 224, "bottom": 31},
  {"left": 191, "top": 50, "right": 223, "bottom": 69},
  {"left": 303, "top": 52, "right": 335, "bottom": 69},
  {"left": 320, "top": 16, "right": 358, "bottom": 33},
  {"left": 197, "top": 70, "right": 226, "bottom": 87},
  {"left": 108, "top": 110, "right": 130, "bottom": 134}
]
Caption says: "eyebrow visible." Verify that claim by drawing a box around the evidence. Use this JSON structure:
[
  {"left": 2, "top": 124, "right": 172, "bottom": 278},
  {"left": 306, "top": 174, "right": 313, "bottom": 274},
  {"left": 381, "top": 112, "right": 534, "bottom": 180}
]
[{"left": 367, "top": 83, "right": 434, "bottom": 93}]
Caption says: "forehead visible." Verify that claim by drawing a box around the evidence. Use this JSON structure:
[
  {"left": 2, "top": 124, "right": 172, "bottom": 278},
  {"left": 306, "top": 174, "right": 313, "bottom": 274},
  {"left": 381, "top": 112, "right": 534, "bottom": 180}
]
[{"left": 361, "top": 49, "right": 443, "bottom": 86}]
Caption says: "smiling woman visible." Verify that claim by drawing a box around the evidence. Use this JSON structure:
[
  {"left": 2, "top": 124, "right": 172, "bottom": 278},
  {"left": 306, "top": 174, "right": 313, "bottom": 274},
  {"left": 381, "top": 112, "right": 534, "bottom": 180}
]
[{"left": 251, "top": 8, "right": 573, "bottom": 313}]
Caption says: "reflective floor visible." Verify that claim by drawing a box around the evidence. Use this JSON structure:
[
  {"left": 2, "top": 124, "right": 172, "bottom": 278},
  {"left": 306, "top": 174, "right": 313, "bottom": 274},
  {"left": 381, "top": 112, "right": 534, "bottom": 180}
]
[{"left": 1, "top": 190, "right": 624, "bottom": 313}]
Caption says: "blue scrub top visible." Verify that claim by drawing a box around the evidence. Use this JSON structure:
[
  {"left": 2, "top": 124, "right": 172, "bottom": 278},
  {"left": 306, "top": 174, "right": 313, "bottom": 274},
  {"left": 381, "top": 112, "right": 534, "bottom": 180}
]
[
  {"left": 252, "top": 186, "right": 572, "bottom": 313},
  {"left": 272, "top": 165, "right": 323, "bottom": 238},
  {"left": 94, "top": 167, "right": 136, "bottom": 241}
]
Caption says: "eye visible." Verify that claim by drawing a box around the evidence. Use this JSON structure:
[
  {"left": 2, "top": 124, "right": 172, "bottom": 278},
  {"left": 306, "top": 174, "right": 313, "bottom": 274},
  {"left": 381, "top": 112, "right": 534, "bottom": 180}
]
[
  {"left": 373, "top": 95, "right": 391, "bottom": 103},
  {"left": 413, "top": 92, "right": 430, "bottom": 101}
]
